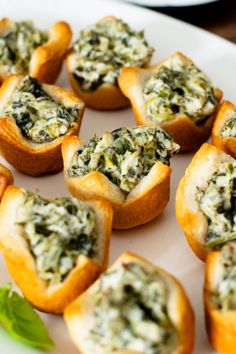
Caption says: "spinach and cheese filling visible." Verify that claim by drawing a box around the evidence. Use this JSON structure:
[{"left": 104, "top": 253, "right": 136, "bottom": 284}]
[
  {"left": 0, "top": 20, "right": 47, "bottom": 74},
  {"left": 143, "top": 55, "right": 217, "bottom": 125},
  {"left": 211, "top": 243, "right": 236, "bottom": 311},
  {"left": 68, "top": 126, "right": 179, "bottom": 194},
  {"left": 16, "top": 191, "right": 97, "bottom": 285},
  {"left": 221, "top": 110, "right": 236, "bottom": 137},
  {"left": 71, "top": 17, "right": 153, "bottom": 91},
  {"left": 196, "top": 162, "right": 236, "bottom": 249},
  {"left": 3, "top": 76, "right": 81, "bottom": 143},
  {"left": 88, "top": 262, "right": 178, "bottom": 354}
]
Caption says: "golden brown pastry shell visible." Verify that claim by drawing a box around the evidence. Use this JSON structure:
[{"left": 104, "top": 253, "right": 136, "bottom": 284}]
[
  {"left": 118, "top": 51, "right": 223, "bottom": 151},
  {"left": 64, "top": 252, "right": 195, "bottom": 354},
  {"left": 0, "top": 74, "right": 84, "bottom": 176},
  {"left": 212, "top": 100, "right": 236, "bottom": 159},
  {"left": 204, "top": 250, "right": 236, "bottom": 354},
  {"left": 62, "top": 135, "right": 171, "bottom": 229},
  {"left": 0, "top": 18, "right": 72, "bottom": 84},
  {"left": 0, "top": 185, "right": 113, "bottom": 314}
]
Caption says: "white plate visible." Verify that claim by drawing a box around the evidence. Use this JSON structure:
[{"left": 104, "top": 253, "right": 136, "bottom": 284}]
[
  {"left": 0, "top": 0, "right": 236, "bottom": 353},
  {"left": 117, "top": 0, "right": 219, "bottom": 7}
]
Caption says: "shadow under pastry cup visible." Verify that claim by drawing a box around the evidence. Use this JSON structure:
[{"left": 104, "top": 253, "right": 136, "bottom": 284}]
[
  {"left": 0, "top": 18, "right": 72, "bottom": 84},
  {"left": 176, "top": 143, "right": 236, "bottom": 261},
  {"left": 212, "top": 100, "right": 236, "bottom": 159},
  {"left": 204, "top": 242, "right": 236, "bottom": 354},
  {"left": 0, "top": 74, "right": 84, "bottom": 176},
  {"left": 66, "top": 16, "right": 153, "bottom": 110},
  {"left": 62, "top": 126, "right": 178, "bottom": 229},
  {"left": 64, "top": 252, "right": 195, "bottom": 354},
  {"left": 0, "top": 186, "right": 113, "bottom": 314},
  {"left": 118, "top": 51, "right": 223, "bottom": 152}
]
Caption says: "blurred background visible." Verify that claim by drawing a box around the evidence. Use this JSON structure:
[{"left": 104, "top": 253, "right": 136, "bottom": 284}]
[{"left": 118, "top": 0, "right": 236, "bottom": 44}]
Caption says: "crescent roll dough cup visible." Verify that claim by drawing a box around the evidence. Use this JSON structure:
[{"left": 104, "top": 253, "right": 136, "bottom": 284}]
[
  {"left": 0, "top": 163, "right": 13, "bottom": 199},
  {"left": 118, "top": 52, "right": 222, "bottom": 151},
  {"left": 62, "top": 135, "right": 172, "bottom": 230},
  {"left": 0, "top": 74, "right": 84, "bottom": 176},
  {"left": 176, "top": 143, "right": 235, "bottom": 261},
  {"left": 212, "top": 100, "right": 236, "bottom": 159},
  {"left": 64, "top": 252, "right": 195, "bottom": 354},
  {"left": 204, "top": 245, "right": 236, "bottom": 354},
  {"left": 0, "top": 186, "right": 113, "bottom": 314},
  {"left": 66, "top": 16, "right": 153, "bottom": 110},
  {"left": 0, "top": 18, "right": 72, "bottom": 84}
]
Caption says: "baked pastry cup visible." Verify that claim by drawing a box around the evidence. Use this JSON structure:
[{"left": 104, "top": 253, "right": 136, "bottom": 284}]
[
  {"left": 0, "top": 74, "right": 84, "bottom": 176},
  {"left": 118, "top": 51, "right": 223, "bottom": 151},
  {"left": 204, "top": 242, "right": 236, "bottom": 354},
  {"left": 0, "top": 163, "right": 13, "bottom": 199},
  {"left": 176, "top": 143, "right": 236, "bottom": 261},
  {"left": 62, "top": 126, "right": 179, "bottom": 229},
  {"left": 0, "top": 18, "right": 72, "bottom": 84},
  {"left": 66, "top": 16, "right": 153, "bottom": 110},
  {"left": 64, "top": 252, "right": 195, "bottom": 354},
  {"left": 212, "top": 100, "right": 236, "bottom": 159},
  {"left": 0, "top": 186, "right": 113, "bottom": 314}
]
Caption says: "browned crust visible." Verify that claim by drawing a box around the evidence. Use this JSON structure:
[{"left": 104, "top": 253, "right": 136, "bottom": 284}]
[
  {"left": 176, "top": 143, "right": 233, "bottom": 261},
  {"left": 66, "top": 66, "right": 130, "bottom": 110},
  {"left": 212, "top": 100, "right": 236, "bottom": 159},
  {"left": 0, "top": 163, "right": 13, "bottom": 199},
  {"left": 0, "top": 18, "right": 72, "bottom": 84},
  {"left": 0, "top": 185, "right": 113, "bottom": 314},
  {"left": 118, "top": 51, "right": 223, "bottom": 152},
  {"left": 62, "top": 135, "right": 172, "bottom": 229},
  {"left": 0, "top": 74, "right": 84, "bottom": 176},
  {"left": 204, "top": 251, "right": 236, "bottom": 354},
  {"left": 64, "top": 252, "right": 195, "bottom": 354},
  {"left": 66, "top": 15, "right": 152, "bottom": 111}
]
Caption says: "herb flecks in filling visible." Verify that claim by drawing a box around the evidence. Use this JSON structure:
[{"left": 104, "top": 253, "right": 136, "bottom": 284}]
[
  {"left": 68, "top": 126, "right": 179, "bottom": 194},
  {"left": 3, "top": 76, "right": 81, "bottom": 143},
  {"left": 16, "top": 191, "right": 97, "bottom": 285},
  {"left": 71, "top": 18, "right": 153, "bottom": 91},
  {"left": 212, "top": 243, "right": 236, "bottom": 311},
  {"left": 88, "top": 262, "right": 178, "bottom": 354},
  {"left": 0, "top": 20, "right": 47, "bottom": 74},
  {"left": 143, "top": 55, "right": 217, "bottom": 125},
  {"left": 197, "top": 162, "right": 236, "bottom": 248},
  {"left": 221, "top": 110, "right": 236, "bottom": 137}
]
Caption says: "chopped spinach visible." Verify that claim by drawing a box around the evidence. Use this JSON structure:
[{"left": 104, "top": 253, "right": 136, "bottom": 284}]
[
  {"left": 71, "top": 17, "right": 153, "bottom": 91},
  {"left": 68, "top": 126, "right": 179, "bottom": 194},
  {"left": 16, "top": 191, "right": 97, "bottom": 285},
  {"left": 143, "top": 55, "right": 217, "bottom": 125}
]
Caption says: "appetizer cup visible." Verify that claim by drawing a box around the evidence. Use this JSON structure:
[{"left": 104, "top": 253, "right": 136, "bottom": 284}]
[
  {"left": 66, "top": 16, "right": 153, "bottom": 110},
  {"left": 64, "top": 252, "right": 195, "bottom": 354},
  {"left": 62, "top": 125, "right": 179, "bottom": 229},
  {"left": 176, "top": 143, "right": 236, "bottom": 261},
  {"left": 0, "top": 74, "right": 84, "bottom": 176},
  {"left": 0, "top": 163, "right": 13, "bottom": 199},
  {"left": 0, "top": 186, "right": 113, "bottom": 314},
  {"left": 118, "top": 51, "right": 223, "bottom": 151},
  {"left": 204, "top": 242, "right": 236, "bottom": 354},
  {"left": 212, "top": 100, "right": 236, "bottom": 159},
  {"left": 0, "top": 18, "right": 72, "bottom": 84}
]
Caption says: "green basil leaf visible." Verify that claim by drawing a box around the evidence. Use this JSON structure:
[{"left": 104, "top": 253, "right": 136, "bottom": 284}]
[{"left": 0, "top": 283, "right": 54, "bottom": 349}]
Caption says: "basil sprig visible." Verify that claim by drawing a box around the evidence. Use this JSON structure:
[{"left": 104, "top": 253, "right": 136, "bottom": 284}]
[{"left": 0, "top": 283, "right": 54, "bottom": 349}]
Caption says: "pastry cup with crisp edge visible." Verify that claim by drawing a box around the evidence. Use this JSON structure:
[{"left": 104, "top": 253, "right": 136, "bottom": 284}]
[
  {"left": 212, "top": 100, "right": 236, "bottom": 159},
  {"left": 62, "top": 134, "right": 172, "bottom": 230},
  {"left": 0, "top": 18, "right": 72, "bottom": 84},
  {"left": 0, "top": 74, "right": 84, "bottom": 176},
  {"left": 118, "top": 51, "right": 223, "bottom": 151},
  {"left": 0, "top": 185, "right": 113, "bottom": 314},
  {"left": 64, "top": 252, "right": 195, "bottom": 354}
]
